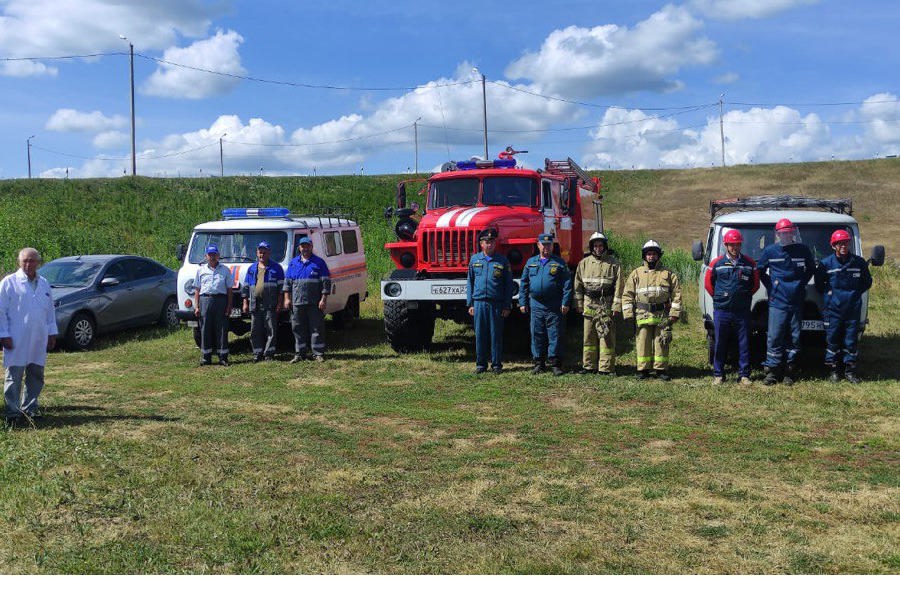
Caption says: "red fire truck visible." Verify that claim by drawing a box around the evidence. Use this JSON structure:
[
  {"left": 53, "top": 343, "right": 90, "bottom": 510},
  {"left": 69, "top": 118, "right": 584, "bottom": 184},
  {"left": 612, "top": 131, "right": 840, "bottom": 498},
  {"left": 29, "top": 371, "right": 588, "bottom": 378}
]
[{"left": 381, "top": 155, "right": 603, "bottom": 353}]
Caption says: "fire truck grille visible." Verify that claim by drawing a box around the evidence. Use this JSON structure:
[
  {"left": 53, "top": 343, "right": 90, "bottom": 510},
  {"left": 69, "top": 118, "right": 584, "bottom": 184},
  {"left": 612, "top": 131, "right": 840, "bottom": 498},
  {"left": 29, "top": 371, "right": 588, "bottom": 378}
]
[{"left": 422, "top": 229, "right": 480, "bottom": 267}]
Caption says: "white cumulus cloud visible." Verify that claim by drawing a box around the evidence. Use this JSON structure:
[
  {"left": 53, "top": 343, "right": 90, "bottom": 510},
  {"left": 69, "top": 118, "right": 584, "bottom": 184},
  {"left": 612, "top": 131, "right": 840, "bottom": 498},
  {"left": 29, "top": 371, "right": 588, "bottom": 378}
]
[
  {"left": 504, "top": 5, "right": 717, "bottom": 96},
  {"left": 142, "top": 30, "right": 245, "bottom": 99},
  {"left": 93, "top": 130, "right": 129, "bottom": 149},
  {"left": 690, "top": 0, "right": 819, "bottom": 20},
  {"left": 0, "top": 59, "right": 58, "bottom": 77},
  {"left": 858, "top": 93, "right": 900, "bottom": 152},
  {"left": 46, "top": 109, "right": 127, "bottom": 133}
]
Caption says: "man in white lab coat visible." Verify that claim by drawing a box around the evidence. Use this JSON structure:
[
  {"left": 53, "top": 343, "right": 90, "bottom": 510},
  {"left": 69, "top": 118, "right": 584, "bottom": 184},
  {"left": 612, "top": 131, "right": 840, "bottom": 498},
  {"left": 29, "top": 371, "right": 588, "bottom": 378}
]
[{"left": 0, "top": 248, "right": 57, "bottom": 426}]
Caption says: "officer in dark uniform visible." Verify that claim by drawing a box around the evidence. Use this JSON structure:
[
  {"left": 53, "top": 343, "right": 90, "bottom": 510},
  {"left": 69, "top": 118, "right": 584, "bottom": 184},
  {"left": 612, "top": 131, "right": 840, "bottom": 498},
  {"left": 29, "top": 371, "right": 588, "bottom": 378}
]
[
  {"left": 814, "top": 229, "right": 873, "bottom": 383},
  {"left": 519, "top": 233, "right": 572, "bottom": 375},
  {"left": 466, "top": 228, "right": 513, "bottom": 374},
  {"left": 242, "top": 241, "right": 285, "bottom": 362}
]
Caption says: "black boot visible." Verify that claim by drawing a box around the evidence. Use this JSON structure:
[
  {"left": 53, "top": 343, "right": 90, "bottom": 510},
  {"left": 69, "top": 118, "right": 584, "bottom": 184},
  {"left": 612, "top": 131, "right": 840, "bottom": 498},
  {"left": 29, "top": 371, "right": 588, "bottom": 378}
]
[
  {"left": 550, "top": 357, "right": 564, "bottom": 376},
  {"left": 783, "top": 363, "right": 798, "bottom": 386},
  {"left": 657, "top": 370, "right": 672, "bottom": 382},
  {"left": 576, "top": 366, "right": 594, "bottom": 375},
  {"left": 844, "top": 365, "right": 861, "bottom": 384},
  {"left": 828, "top": 364, "right": 841, "bottom": 383},
  {"left": 531, "top": 359, "right": 546, "bottom": 375},
  {"left": 763, "top": 366, "right": 780, "bottom": 386}
]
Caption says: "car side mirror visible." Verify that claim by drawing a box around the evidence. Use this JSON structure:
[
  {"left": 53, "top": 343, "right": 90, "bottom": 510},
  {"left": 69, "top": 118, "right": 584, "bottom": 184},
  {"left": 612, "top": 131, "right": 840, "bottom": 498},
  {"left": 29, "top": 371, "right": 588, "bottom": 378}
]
[
  {"left": 175, "top": 243, "right": 186, "bottom": 261},
  {"left": 396, "top": 182, "right": 407, "bottom": 208},
  {"left": 100, "top": 277, "right": 120, "bottom": 287},
  {"left": 869, "top": 244, "right": 885, "bottom": 267},
  {"left": 692, "top": 240, "right": 705, "bottom": 261}
]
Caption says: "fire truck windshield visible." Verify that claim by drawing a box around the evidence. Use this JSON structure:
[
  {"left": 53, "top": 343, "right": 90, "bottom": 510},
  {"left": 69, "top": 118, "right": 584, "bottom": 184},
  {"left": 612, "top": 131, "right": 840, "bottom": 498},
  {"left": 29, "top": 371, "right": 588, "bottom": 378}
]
[
  {"left": 482, "top": 177, "right": 536, "bottom": 207},
  {"left": 429, "top": 178, "right": 478, "bottom": 209}
]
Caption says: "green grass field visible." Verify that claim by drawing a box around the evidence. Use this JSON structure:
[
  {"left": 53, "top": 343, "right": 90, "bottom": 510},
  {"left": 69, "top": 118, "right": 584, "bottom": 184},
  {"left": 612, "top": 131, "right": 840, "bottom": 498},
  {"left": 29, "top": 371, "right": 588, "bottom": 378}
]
[{"left": 0, "top": 162, "right": 898, "bottom": 573}]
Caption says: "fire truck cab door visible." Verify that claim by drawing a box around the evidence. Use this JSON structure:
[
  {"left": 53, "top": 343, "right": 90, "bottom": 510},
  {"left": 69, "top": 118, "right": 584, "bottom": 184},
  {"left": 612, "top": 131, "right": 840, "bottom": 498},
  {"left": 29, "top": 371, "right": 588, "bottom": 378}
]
[{"left": 542, "top": 179, "right": 572, "bottom": 261}]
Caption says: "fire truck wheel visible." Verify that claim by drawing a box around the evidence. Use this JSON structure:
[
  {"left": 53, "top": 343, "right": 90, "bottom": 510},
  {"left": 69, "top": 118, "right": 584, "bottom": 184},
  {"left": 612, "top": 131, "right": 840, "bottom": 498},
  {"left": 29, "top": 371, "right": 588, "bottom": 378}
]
[{"left": 384, "top": 300, "right": 435, "bottom": 353}]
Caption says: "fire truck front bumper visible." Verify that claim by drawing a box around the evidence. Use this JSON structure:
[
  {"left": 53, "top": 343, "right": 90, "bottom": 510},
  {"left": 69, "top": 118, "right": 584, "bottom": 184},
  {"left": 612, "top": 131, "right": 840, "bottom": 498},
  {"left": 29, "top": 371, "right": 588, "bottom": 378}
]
[{"left": 381, "top": 278, "right": 521, "bottom": 303}]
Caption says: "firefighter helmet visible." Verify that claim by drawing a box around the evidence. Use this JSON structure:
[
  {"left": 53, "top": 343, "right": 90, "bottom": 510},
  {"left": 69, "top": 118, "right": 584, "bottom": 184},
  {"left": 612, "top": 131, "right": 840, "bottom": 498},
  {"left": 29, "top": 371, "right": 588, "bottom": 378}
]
[
  {"left": 775, "top": 218, "right": 795, "bottom": 232},
  {"left": 588, "top": 231, "right": 608, "bottom": 249},
  {"left": 830, "top": 229, "right": 851, "bottom": 245},
  {"left": 723, "top": 229, "right": 743, "bottom": 244},
  {"left": 642, "top": 239, "right": 663, "bottom": 257}
]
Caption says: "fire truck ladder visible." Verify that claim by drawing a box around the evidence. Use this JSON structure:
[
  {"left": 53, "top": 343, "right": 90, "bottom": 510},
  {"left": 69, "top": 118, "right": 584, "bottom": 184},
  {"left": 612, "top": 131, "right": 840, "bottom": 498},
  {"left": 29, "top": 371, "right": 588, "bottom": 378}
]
[{"left": 544, "top": 158, "right": 599, "bottom": 192}]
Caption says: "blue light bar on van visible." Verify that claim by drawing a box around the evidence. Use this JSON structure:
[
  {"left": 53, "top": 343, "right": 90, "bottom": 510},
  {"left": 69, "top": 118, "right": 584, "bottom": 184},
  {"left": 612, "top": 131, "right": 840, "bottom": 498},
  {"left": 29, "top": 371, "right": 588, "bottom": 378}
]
[
  {"left": 456, "top": 158, "right": 517, "bottom": 170},
  {"left": 221, "top": 207, "right": 291, "bottom": 219}
]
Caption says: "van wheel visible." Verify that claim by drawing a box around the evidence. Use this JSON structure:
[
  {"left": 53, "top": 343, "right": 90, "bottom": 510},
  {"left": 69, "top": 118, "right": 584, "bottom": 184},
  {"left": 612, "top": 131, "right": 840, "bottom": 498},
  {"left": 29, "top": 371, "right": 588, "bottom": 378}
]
[
  {"left": 384, "top": 300, "right": 434, "bottom": 353},
  {"left": 332, "top": 294, "right": 360, "bottom": 330},
  {"left": 707, "top": 330, "right": 715, "bottom": 365},
  {"left": 66, "top": 312, "right": 96, "bottom": 351},
  {"left": 193, "top": 327, "right": 202, "bottom": 348}
]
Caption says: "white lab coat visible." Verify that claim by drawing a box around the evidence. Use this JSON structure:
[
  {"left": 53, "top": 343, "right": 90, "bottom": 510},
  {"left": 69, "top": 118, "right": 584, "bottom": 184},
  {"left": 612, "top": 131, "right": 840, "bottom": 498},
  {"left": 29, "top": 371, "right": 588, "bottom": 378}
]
[{"left": 0, "top": 269, "right": 58, "bottom": 368}]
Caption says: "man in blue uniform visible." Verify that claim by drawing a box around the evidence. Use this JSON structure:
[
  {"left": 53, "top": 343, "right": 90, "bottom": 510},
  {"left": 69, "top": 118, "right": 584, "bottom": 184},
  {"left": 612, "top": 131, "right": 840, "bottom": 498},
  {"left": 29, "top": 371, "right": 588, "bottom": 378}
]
[
  {"left": 757, "top": 218, "right": 815, "bottom": 385},
  {"left": 519, "top": 233, "right": 572, "bottom": 375},
  {"left": 466, "top": 228, "right": 513, "bottom": 374},
  {"left": 814, "top": 229, "right": 873, "bottom": 383},
  {"left": 704, "top": 229, "right": 759, "bottom": 385},
  {"left": 242, "top": 241, "right": 285, "bottom": 362},
  {"left": 193, "top": 245, "right": 234, "bottom": 366},
  {"left": 284, "top": 236, "right": 331, "bottom": 363}
]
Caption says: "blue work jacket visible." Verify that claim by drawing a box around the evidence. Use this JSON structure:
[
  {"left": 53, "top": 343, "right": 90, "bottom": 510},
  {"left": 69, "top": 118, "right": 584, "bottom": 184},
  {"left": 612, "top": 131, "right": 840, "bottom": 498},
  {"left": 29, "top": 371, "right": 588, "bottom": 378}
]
[
  {"left": 520, "top": 255, "right": 572, "bottom": 310},
  {"left": 757, "top": 242, "right": 815, "bottom": 309},
  {"left": 815, "top": 254, "right": 872, "bottom": 319},
  {"left": 705, "top": 253, "right": 759, "bottom": 313},
  {"left": 466, "top": 252, "right": 513, "bottom": 309},
  {"left": 242, "top": 260, "right": 286, "bottom": 311},
  {"left": 284, "top": 254, "right": 331, "bottom": 305}
]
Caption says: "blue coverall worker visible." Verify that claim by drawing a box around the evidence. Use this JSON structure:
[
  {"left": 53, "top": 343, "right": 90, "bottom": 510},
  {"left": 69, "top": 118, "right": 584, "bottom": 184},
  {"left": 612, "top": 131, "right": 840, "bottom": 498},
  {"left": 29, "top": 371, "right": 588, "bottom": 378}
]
[
  {"left": 756, "top": 219, "right": 815, "bottom": 385},
  {"left": 704, "top": 229, "right": 759, "bottom": 385},
  {"left": 193, "top": 245, "right": 234, "bottom": 366},
  {"left": 814, "top": 229, "right": 873, "bottom": 383},
  {"left": 242, "top": 241, "right": 285, "bottom": 362},
  {"left": 284, "top": 237, "right": 331, "bottom": 362},
  {"left": 519, "top": 233, "right": 572, "bottom": 376},
  {"left": 466, "top": 228, "right": 513, "bottom": 374}
]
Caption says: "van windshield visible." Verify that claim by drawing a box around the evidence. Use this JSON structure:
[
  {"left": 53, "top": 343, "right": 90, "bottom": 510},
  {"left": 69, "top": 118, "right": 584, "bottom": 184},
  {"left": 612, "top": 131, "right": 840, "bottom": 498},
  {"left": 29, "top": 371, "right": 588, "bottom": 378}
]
[
  {"left": 718, "top": 224, "right": 854, "bottom": 262},
  {"left": 188, "top": 231, "right": 288, "bottom": 264}
]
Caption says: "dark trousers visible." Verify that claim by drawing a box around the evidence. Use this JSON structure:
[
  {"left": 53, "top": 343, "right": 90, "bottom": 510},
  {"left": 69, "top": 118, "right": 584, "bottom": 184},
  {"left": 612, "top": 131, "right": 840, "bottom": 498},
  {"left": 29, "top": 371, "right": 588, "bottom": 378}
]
[
  {"left": 291, "top": 305, "right": 325, "bottom": 357},
  {"left": 712, "top": 310, "right": 751, "bottom": 378},
  {"left": 250, "top": 309, "right": 278, "bottom": 358},
  {"left": 824, "top": 315, "right": 860, "bottom": 367},
  {"left": 529, "top": 305, "right": 563, "bottom": 361},
  {"left": 764, "top": 304, "right": 801, "bottom": 368},
  {"left": 473, "top": 300, "right": 505, "bottom": 369},
  {"left": 199, "top": 295, "right": 229, "bottom": 360}
]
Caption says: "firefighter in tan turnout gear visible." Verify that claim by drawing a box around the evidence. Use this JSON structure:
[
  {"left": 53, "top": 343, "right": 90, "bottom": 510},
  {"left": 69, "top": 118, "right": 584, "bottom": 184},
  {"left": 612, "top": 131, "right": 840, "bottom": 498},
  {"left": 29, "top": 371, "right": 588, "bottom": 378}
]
[
  {"left": 574, "top": 232, "right": 624, "bottom": 375},
  {"left": 622, "top": 240, "right": 683, "bottom": 381}
]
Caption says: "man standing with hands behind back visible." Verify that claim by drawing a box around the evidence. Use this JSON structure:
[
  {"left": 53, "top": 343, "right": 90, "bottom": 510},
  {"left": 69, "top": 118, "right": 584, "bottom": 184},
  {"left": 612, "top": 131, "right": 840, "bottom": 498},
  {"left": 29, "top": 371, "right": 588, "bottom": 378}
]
[
  {"left": 0, "top": 248, "right": 57, "bottom": 426},
  {"left": 284, "top": 236, "right": 331, "bottom": 363},
  {"left": 467, "top": 228, "right": 513, "bottom": 374}
]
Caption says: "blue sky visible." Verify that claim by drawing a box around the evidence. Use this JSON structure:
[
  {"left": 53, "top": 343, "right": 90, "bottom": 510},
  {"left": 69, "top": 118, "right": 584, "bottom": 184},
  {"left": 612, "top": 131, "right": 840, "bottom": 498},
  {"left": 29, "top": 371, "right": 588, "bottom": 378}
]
[{"left": 1, "top": 0, "right": 897, "bottom": 178}]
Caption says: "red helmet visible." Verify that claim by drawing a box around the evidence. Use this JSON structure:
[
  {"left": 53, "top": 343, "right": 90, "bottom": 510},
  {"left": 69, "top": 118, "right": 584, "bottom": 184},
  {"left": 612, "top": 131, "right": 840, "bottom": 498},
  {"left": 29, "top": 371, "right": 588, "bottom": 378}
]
[
  {"left": 723, "top": 229, "right": 743, "bottom": 244},
  {"left": 775, "top": 218, "right": 795, "bottom": 232},
  {"left": 830, "top": 229, "right": 851, "bottom": 245}
]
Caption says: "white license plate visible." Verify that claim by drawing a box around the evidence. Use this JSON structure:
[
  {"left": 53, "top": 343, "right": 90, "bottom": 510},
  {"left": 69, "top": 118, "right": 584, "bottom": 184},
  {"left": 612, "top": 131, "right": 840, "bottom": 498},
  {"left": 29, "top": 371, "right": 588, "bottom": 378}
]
[
  {"left": 229, "top": 308, "right": 243, "bottom": 318},
  {"left": 431, "top": 284, "right": 466, "bottom": 295},
  {"left": 801, "top": 319, "right": 824, "bottom": 331}
]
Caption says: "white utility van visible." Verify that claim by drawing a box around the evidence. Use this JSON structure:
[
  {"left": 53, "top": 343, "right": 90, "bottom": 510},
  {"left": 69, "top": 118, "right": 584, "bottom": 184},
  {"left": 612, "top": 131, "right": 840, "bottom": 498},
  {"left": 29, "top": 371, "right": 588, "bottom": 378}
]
[{"left": 175, "top": 207, "right": 368, "bottom": 345}]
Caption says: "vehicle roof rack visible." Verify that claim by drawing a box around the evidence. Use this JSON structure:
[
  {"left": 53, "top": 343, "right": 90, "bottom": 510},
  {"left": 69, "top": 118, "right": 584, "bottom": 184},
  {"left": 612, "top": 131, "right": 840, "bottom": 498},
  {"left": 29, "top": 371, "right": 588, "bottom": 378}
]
[
  {"left": 710, "top": 195, "right": 853, "bottom": 218},
  {"left": 288, "top": 208, "right": 357, "bottom": 229},
  {"left": 544, "top": 158, "right": 600, "bottom": 193}
]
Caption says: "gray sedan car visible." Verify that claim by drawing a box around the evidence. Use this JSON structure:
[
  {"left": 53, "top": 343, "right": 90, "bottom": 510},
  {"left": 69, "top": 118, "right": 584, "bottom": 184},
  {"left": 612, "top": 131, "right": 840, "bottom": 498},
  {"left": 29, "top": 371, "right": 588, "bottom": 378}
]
[{"left": 39, "top": 255, "right": 178, "bottom": 350}]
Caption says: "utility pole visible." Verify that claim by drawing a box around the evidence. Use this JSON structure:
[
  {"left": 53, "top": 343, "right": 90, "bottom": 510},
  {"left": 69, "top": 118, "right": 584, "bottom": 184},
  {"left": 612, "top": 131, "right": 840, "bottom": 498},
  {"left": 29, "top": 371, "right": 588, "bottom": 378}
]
[
  {"left": 414, "top": 117, "right": 421, "bottom": 175},
  {"left": 27, "top": 135, "right": 35, "bottom": 179},
  {"left": 719, "top": 94, "right": 726, "bottom": 168},
  {"left": 121, "top": 36, "right": 136, "bottom": 176},
  {"left": 473, "top": 68, "right": 488, "bottom": 159},
  {"left": 219, "top": 133, "right": 227, "bottom": 177}
]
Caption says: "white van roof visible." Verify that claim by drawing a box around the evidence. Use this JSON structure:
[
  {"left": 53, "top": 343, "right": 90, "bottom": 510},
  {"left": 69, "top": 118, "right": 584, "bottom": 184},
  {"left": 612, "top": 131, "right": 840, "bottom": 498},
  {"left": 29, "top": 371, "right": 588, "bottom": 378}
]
[
  {"left": 715, "top": 210, "right": 858, "bottom": 226},
  {"left": 193, "top": 215, "right": 359, "bottom": 232}
]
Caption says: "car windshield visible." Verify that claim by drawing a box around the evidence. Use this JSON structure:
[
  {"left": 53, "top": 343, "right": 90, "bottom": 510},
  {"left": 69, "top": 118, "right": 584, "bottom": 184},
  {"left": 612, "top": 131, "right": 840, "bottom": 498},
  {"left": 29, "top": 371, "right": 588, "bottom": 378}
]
[
  {"left": 39, "top": 260, "right": 103, "bottom": 287},
  {"left": 482, "top": 176, "right": 536, "bottom": 207},
  {"left": 429, "top": 178, "right": 478, "bottom": 209},
  {"left": 718, "top": 224, "right": 854, "bottom": 262},
  {"left": 188, "top": 231, "right": 288, "bottom": 264}
]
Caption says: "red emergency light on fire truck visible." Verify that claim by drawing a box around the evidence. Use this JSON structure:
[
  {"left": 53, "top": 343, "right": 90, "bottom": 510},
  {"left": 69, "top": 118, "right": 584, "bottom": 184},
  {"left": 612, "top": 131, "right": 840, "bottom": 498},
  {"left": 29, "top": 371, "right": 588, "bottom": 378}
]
[{"left": 381, "top": 152, "right": 603, "bottom": 353}]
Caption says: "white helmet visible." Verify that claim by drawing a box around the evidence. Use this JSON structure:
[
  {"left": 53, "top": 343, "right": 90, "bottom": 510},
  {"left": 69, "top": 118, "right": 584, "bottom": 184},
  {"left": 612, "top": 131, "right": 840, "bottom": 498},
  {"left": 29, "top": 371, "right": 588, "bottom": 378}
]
[
  {"left": 642, "top": 239, "right": 663, "bottom": 256},
  {"left": 588, "top": 231, "right": 608, "bottom": 249}
]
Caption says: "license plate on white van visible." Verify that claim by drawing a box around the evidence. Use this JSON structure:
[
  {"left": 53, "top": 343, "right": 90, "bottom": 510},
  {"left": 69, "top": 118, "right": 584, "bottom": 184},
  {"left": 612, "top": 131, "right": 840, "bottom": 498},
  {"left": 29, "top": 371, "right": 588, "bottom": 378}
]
[
  {"left": 431, "top": 284, "right": 466, "bottom": 295},
  {"left": 801, "top": 320, "right": 824, "bottom": 331}
]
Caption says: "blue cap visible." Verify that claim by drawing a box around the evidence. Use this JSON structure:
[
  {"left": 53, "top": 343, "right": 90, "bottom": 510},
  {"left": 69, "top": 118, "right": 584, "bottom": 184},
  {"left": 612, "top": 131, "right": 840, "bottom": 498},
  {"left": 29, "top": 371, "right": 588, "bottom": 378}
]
[
  {"left": 537, "top": 233, "right": 554, "bottom": 244},
  {"left": 297, "top": 236, "right": 312, "bottom": 246},
  {"left": 205, "top": 244, "right": 220, "bottom": 255},
  {"left": 257, "top": 241, "right": 271, "bottom": 250}
]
